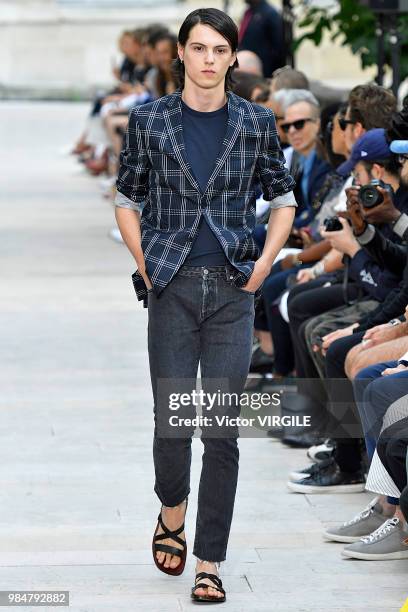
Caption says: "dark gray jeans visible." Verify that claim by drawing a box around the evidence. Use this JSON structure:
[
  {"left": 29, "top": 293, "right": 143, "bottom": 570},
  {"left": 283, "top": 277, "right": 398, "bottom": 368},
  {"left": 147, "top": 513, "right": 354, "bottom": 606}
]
[{"left": 147, "top": 263, "right": 255, "bottom": 562}]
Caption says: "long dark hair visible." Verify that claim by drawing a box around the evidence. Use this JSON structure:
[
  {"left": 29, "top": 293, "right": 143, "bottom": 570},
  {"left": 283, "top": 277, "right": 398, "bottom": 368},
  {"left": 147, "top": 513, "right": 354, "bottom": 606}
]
[
  {"left": 154, "top": 32, "right": 178, "bottom": 97},
  {"left": 173, "top": 8, "right": 239, "bottom": 92}
]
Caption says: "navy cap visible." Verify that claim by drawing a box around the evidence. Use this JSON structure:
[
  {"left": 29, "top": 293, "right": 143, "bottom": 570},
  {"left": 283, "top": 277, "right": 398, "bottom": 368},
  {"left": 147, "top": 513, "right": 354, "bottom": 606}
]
[
  {"left": 337, "top": 128, "right": 391, "bottom": 176},
  {"left": 390, "top": 140, "right": 408, "bottom": 154}
]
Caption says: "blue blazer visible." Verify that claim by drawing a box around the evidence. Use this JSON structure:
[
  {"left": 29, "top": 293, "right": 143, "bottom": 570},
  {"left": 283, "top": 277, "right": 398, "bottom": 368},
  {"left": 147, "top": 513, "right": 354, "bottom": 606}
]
[{"left": 115, "top": 89, "right": 297, "bottom": 304}]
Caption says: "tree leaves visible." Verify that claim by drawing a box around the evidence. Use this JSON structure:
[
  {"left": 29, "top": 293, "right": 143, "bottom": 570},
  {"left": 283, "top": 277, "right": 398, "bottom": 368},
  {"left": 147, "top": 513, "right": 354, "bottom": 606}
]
[{"left": 293, "top": 0, "right": 408, "bottom": 81}]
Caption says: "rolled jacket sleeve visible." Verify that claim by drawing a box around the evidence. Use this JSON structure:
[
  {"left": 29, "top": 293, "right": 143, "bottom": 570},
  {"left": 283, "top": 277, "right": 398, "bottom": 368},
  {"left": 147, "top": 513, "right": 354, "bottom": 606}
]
[
  {"left": 115, "top": 107, "right": 151, "bottom": 212},
  {"left": 256, "top": 113, "right": 297, "bottom": 209}
]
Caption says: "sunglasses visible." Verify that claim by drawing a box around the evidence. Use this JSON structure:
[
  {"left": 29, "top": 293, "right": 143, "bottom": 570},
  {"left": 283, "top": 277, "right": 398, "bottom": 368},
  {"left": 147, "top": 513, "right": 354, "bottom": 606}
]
[
  {"left": 280, "top": 118, "right": 315, "bottom": 133},
  {"left": 398, "top": 154, "right": 408, "bottom": 165},
  {"left": 339, "top": 117, "right": 356, "bottom": 131}
]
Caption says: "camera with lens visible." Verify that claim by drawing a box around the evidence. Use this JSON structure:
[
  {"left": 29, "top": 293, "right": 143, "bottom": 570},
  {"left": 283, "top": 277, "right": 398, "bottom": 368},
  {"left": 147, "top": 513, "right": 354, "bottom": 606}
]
[
  {"left": 358, "top": 179, "right": 393, "bottom": 209},
  {"left": 323, "top": 216, "right": 343, "bottom": 232}
]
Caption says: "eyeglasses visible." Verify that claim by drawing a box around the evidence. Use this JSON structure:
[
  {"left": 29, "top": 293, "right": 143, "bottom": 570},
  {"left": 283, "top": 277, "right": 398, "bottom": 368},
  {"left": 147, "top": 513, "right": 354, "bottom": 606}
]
[
  {"left": 398, "top": 154, "right": 408, "bottom": 165},
  {"left": 339, "top": 117, "right": 356, "bottom": 131},
  {"left": 280, "top": 118, "right": 316, "bottom": 133}
]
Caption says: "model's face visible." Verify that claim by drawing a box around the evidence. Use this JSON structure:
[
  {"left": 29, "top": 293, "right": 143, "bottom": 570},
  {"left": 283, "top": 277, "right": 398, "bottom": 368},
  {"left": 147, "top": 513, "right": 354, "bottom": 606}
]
[
  {"left": 155, "top": 39, "right": 175, "bottom": 71},
  {"left": 178, "top": 24, "right": 236, "bottom": 91},
  {"left": 283, "top": 101, "right": 320, "bottom": 155}
]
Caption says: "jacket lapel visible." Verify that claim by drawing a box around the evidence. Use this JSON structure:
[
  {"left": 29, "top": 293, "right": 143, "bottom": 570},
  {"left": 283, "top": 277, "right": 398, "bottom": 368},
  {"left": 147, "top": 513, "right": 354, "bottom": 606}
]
[
  {"left": 163, "top": 90, "right": 244, "bottom": 198},
  {"left": 163, "top": 91, "right": 202, "bottom": 195},
  {"left": 203, "top": 92, "right": 244, "bottom": 197}
]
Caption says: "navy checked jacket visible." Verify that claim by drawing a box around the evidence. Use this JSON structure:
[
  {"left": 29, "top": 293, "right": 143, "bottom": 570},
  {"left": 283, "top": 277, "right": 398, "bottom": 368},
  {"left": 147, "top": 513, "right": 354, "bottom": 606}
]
[{"left": 115, "top": 89, "right": 296, "bottom": 306}]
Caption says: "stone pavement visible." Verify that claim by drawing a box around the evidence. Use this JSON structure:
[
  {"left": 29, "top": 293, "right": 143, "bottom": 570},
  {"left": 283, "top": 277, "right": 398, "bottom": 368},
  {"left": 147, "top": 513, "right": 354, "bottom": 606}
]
[{"left": 1, "top": 102, "right": 407, "bottom": 611}]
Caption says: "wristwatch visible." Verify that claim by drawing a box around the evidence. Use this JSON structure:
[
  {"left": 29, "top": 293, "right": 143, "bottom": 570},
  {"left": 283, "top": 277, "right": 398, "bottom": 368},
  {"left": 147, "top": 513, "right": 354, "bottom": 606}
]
[
  {"left": 292, "top": 254, "right": 303, "bottom": 267},
  {"left": 388, "top": 318, "right": 401, "bottom": 326},
  {"left": 398, "top": 359, "right": 408, "bottom": 368}
]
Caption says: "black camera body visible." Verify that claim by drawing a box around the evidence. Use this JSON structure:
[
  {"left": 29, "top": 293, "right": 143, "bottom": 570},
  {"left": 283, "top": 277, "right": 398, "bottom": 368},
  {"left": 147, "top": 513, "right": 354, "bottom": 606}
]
[
  {"left": 358, "top": 179, "right": 393, "bottom": 209},
  {"left": 323, "top": 216, "right": 343, "bottom": 232}
]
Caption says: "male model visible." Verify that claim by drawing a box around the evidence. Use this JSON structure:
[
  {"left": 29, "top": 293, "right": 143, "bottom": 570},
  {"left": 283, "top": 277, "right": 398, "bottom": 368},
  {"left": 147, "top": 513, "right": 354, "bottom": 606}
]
[{"left": 115, "top": 7, "right": 296, "bottom": 604}]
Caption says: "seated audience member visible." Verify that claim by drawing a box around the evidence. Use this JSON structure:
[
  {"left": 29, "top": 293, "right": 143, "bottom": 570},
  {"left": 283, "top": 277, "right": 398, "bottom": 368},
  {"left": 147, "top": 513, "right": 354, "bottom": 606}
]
[
  {"left": 269, "top": 89, "right": 321, "bottom": 156},
  {"left": 115, "top": 28, "right": 151, "bottom": 89},
  {"left": 139, "top": 23, "right": 169, "bottom": 78},
  {"left": 277, "top": 128, "right": 402, "bottom": 389},
  {"left": 235, "top": 50, "right": 263, "bottom": 76},
  {"left": 147, "top": 31, "right": 178, "bottom": 98},
  {"left": 287, "top": 142, "right": 408, "bottom": 491},
  {"left": 98, "top": 30, "right": 177, "bottom": 179},
  {"left": 72, "top": 28, "right": 148, "bottom": 157},
  {"left": 326, "top": 357, "right": 408, "bottom": 560},
  {"left": 280, "top": 85, "right": 399, "bottom": 383},
  {"left": 341, "top": 83, "right": 396, "bottom": 156},
  {"left": 253, "top": 106, "right": 348, "bottom": 378},
  {"left": 269, "top": 66, "right": 309, "bottom": 94},
  {"left": 231, "top": 71, "right": 270, "bottom": 103},
  {"left": 142, "top": 29, "right": 177, "bottom": 98},
  {"left": 282, "top": 95, "right": 332, "bottom": 228},
  {"left": 322, "top": 140, "right": 408, "bottom": 355}
]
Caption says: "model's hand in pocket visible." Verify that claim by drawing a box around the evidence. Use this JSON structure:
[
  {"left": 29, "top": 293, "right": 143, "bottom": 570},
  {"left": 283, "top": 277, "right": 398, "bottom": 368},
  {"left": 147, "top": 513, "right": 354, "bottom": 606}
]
[{"left": 241, "top": 258, "right": 270, "bottom": 293}]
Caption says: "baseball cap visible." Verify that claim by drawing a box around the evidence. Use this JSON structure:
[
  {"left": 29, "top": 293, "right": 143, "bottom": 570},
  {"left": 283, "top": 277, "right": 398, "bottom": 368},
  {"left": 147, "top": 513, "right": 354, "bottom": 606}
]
[
  {"left": 390, "top": 140, "right": 408, "bottom": 154},
  {"left": 337, "top": 128, "right": 391, "bottom": 176}
]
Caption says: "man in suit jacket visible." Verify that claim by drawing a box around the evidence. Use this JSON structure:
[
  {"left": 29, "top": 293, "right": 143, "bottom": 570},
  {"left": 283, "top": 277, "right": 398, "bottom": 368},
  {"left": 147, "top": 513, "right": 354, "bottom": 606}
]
[
  {"left": 281, "top": 98, "right": 332, "bottom": 228},
  {"left": 115, "top": 7, "right": 296, "bottom": 603},
  {"left": 238, "top": 0, "right": 285, "bottom": 77}
]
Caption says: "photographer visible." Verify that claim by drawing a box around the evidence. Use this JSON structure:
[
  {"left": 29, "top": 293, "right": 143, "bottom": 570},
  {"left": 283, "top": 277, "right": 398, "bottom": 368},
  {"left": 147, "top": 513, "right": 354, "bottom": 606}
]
[
  {"left": 295, "top": 140, "right": 408, "bottom": 494},
  {"left": 323, "top": 137, "right": 408, "bottom": 353},
  {"left": 283, "top": 133, "right": 406, "bottom": 465},
  {"left": 287, "top": 130, "right": 404, "bottom": 385}
]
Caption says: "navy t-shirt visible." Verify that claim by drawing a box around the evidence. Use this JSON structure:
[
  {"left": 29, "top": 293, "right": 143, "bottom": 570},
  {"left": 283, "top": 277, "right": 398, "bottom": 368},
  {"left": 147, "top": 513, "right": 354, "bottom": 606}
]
[{"left": 181, "top": 98, "right": 229, "bottom": 266}]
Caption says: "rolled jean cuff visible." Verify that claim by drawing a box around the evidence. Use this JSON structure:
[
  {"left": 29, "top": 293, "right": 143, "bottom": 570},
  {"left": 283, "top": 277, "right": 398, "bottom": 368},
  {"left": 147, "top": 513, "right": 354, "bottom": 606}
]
[{"left": 195, "top": 557, "right": 222, "bottom": 568}]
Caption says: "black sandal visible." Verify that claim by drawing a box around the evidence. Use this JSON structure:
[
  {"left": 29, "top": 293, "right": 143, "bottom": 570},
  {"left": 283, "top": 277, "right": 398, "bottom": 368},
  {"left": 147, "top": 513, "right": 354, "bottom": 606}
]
[
  {"left": 152, "top": 498, "right": 188, "bottom": 576},
  {"left": 191, "top": 572, "right": 226, "bottom": 604}
]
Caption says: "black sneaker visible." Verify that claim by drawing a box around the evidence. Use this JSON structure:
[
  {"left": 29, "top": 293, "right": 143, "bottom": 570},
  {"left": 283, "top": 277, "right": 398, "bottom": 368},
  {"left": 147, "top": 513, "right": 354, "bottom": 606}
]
[
  {"left": 281, "top": 432, "right": 325, "bottom": 449},
  {"left": 289, "top": 457, "right": 335, "bottom": 482},
  {"left": 287, "top": 461, "right": 365, "bottom": 493},
  {"left": 249, "top": 346, "right": 274, "bottom": 374}
]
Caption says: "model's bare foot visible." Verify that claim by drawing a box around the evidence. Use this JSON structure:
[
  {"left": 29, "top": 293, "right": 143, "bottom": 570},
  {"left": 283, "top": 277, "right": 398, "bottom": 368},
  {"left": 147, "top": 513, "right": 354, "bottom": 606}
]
[
  {"left": 155, "top": 499, "right": 187, "bottom": 569},
  {"left": 194, "top": 560, "right": 223, "bottom": 599}
]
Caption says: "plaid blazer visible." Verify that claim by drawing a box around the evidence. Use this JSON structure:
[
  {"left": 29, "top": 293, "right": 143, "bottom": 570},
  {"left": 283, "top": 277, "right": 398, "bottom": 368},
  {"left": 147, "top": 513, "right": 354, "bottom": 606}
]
[{"left": 115, "top": 89, "right": 296, "bottom": 306}]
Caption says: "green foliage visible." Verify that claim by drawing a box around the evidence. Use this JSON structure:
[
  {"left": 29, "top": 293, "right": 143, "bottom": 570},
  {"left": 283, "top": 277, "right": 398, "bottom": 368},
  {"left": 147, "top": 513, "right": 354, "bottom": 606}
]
[{"left": 293, "top": 0, "right": 408, "bottom": 80}]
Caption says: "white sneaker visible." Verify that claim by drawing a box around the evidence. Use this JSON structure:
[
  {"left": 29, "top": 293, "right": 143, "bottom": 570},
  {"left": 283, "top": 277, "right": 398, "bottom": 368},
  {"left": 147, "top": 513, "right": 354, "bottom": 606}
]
[
  {"left": 108, "top": 227, "right": 124, "bottom": 244},
  {"left": 99, "top": 176, "right": 117, "bottom": 190}
]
